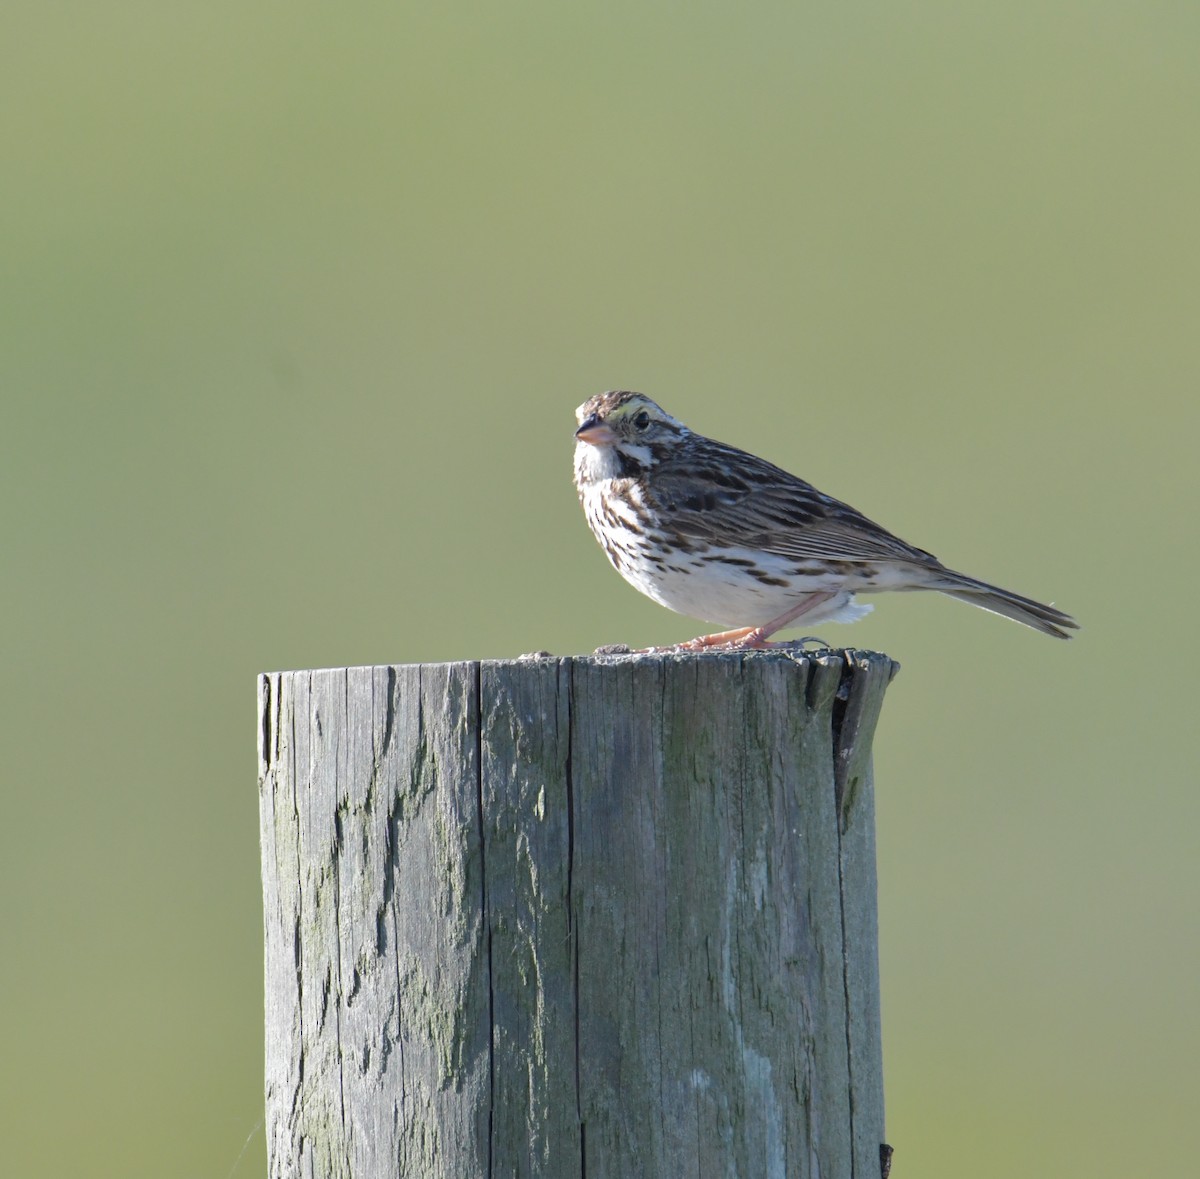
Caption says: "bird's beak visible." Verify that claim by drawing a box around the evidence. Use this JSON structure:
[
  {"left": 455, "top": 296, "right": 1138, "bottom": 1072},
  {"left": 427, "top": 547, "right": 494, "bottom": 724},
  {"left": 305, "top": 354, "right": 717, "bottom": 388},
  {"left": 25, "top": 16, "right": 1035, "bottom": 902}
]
[{"left": 575, "top": 415, "right": 615, "bottom": 445}]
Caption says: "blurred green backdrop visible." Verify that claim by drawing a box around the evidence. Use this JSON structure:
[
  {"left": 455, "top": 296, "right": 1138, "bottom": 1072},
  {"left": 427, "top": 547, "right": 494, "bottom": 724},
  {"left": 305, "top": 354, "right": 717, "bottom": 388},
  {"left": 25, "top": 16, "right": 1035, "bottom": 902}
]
[{"left": 3, "top": 3, "right": 1196, "bottom": 1176}]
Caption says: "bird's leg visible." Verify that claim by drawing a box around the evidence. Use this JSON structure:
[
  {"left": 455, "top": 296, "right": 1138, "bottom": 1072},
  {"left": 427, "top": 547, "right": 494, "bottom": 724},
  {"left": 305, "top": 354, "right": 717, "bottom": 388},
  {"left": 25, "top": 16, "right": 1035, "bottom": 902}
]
[
  {"left": 632, "top": 626, "right": 758, "bottom": 653},
  {"left": 727, "top": 592, "right": 838, "bottom": 650},
  {"left": 674, "top": 625, "right": 759, "bottom": 651},
  {"left": 654, "top": 592, "right": 838, "bottom": 653}
]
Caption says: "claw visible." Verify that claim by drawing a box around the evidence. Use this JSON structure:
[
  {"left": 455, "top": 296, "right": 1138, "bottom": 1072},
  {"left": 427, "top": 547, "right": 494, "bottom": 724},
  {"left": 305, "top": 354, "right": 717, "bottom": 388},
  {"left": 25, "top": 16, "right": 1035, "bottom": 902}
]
[{"left": 624, "top": 593, "right": 842, "bottom": 655}]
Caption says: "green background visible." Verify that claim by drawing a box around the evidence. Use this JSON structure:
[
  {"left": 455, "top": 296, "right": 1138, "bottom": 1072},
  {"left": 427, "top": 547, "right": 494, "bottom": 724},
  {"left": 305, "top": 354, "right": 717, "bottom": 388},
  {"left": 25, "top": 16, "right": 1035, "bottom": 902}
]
[{"left": 4, "top": 3, "right": 1196, "bottom": 1176}]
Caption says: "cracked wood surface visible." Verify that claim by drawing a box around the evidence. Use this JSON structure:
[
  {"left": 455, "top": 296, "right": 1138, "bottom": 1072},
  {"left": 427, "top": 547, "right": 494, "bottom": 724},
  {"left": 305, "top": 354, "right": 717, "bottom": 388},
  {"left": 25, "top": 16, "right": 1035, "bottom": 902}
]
[{"left": 258, "top": 650, "right": 897, "bottom": 1179}]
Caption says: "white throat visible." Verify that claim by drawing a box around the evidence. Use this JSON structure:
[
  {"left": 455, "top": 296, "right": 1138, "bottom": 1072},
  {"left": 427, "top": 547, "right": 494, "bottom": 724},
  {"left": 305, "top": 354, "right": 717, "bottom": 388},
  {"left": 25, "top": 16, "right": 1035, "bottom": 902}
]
[{"left": 574, "top": 440, "right": 627, "bottom": 487}]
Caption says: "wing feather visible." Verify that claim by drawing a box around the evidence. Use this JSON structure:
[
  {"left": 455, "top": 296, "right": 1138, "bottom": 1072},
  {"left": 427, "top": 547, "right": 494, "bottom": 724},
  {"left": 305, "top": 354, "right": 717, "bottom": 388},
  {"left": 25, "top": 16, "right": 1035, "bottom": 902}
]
[{"left": 644, "top": 439, "right": 942, "bottom": 566}]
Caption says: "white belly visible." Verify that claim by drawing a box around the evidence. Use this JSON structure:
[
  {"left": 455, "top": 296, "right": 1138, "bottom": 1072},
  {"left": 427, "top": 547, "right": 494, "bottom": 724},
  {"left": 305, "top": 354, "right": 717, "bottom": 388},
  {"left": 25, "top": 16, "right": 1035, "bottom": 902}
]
[
  {"left": 579, "top": 482, "right": 876, "bottom": 629},
  {"left": 614, "top": 543, "right": 872, "bottom": 628}
]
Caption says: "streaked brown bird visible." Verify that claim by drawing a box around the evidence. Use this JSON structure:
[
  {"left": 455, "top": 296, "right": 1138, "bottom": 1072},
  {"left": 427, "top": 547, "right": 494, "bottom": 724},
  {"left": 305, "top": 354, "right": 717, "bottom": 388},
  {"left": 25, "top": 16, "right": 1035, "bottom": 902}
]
[{"left": 573, "top": 391, "right": 1077, "bottom": 649}]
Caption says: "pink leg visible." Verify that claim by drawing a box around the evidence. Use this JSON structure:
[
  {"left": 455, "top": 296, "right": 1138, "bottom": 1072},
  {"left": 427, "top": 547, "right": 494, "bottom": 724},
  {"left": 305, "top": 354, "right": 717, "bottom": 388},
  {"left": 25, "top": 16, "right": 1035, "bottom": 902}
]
[
  {"left": 677, "top": 625, "right": 760, "bottom": 651},
  {"left": 727, "top": 592, "right": 837, "bottom": 649},
  {"left": 634, "top": 625, "right": 757, "bottom": 654},
  {"left": 643, "top": 592, "right": 838, "bottom": 653}
]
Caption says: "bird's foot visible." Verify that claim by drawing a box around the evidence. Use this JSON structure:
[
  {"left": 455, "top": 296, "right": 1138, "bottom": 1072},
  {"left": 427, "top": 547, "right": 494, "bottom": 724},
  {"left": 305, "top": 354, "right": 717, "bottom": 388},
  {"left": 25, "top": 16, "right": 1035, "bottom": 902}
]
[
  {"left": 605, "top": 628, "right": 834, "bottom": 656},
  {"left": 676, "top": 626, "right": 761, "bottom": 651}
]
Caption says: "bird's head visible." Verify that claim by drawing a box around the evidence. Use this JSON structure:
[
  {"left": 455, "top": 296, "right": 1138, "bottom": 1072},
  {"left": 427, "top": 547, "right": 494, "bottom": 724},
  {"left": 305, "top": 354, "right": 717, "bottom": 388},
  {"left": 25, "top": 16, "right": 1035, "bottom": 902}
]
[{"left": 573, "top": 391, "right": 688, "bottom": 482}]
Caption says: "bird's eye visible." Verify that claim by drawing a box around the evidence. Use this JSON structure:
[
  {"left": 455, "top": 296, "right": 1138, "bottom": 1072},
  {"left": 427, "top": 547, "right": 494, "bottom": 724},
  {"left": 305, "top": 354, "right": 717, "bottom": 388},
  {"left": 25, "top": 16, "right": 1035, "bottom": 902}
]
[{"left": 633, "top": 410, "right": 651, "bottom": 430}]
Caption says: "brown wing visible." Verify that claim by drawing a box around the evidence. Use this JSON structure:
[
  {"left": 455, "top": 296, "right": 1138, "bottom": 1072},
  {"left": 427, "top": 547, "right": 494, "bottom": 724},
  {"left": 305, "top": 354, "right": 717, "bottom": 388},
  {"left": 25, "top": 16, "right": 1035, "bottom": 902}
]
[{"left": 644, "top": 437, "right": 942, "bottom": 566}]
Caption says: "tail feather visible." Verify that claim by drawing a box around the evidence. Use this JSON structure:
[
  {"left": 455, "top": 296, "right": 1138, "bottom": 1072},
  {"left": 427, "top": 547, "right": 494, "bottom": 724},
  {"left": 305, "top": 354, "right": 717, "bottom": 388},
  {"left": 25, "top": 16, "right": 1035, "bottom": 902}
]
[{"left": 936, "top": 571, "right": 1078, "bottom": 640}]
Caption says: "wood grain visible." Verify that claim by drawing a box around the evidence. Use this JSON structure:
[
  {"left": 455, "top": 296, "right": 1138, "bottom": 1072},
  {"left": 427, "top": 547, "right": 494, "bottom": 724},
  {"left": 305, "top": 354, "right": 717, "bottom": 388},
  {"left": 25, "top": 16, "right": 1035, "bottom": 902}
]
[{"left": 258, "top": 650, "right": 897, "bottom": 1179}]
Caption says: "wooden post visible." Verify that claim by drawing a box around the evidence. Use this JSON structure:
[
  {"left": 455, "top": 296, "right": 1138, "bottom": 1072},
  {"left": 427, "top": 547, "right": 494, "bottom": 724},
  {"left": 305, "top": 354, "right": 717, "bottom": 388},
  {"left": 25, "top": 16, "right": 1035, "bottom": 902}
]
[{"left": 258, "top": 650, "right": 897, "bottom": 1179}]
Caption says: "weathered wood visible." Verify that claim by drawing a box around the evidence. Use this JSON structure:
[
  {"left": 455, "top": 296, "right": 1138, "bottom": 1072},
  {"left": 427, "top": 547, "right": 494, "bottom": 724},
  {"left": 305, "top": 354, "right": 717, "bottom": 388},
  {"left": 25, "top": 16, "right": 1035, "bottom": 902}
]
[{"left": 258, "top": 650, "right": 898, "bottom": 1179}]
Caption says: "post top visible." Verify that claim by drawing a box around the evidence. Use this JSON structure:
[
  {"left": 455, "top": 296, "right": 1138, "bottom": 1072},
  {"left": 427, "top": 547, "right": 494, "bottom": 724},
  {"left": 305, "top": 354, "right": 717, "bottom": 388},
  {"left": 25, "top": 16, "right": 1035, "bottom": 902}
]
[{"left": 259, "top": 648, "right": 899, "bottom": 680}]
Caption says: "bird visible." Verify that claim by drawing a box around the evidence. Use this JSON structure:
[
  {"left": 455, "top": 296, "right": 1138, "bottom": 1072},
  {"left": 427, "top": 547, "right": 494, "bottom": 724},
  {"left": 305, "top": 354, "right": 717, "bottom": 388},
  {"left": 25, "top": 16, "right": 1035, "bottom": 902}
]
[{"left": 572, "top": 390, "right": 1077, "bottom": 649}]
